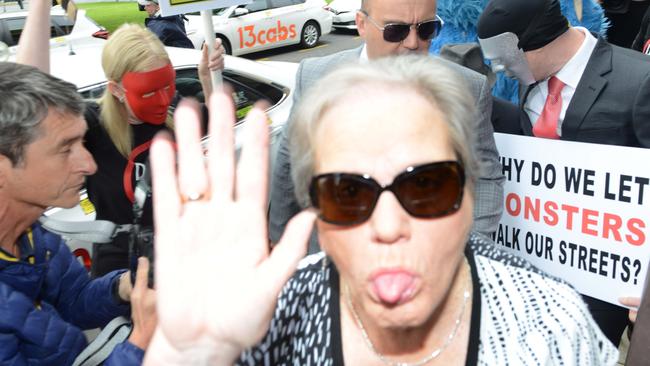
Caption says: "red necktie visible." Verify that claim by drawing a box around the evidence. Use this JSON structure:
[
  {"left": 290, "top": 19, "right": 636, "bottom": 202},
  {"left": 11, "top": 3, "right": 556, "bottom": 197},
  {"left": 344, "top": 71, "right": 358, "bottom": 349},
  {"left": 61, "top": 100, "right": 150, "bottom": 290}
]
[{"left": 533, "top": 76, "right": 565, "bottom": 139}]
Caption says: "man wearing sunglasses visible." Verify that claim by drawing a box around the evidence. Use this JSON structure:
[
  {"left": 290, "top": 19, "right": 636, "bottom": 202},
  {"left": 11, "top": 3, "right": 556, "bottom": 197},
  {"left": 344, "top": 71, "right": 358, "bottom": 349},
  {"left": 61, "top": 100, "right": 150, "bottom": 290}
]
[{"left": 269, "top": 0, "right": 504, "bottom": 253}]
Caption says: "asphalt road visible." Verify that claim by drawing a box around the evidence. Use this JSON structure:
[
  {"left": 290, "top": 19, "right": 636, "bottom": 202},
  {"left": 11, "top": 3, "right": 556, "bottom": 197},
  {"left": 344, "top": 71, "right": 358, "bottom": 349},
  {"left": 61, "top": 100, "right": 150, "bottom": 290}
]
[{"left": 241, "top": 28, "right": 363, "bottom": 63}]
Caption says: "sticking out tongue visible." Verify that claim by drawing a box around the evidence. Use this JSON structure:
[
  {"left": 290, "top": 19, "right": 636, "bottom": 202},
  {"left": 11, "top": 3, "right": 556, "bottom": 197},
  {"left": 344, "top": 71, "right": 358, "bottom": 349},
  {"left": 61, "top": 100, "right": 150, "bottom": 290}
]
[{"left": 371, "top": 272, "right": 415, "bottom": 305}]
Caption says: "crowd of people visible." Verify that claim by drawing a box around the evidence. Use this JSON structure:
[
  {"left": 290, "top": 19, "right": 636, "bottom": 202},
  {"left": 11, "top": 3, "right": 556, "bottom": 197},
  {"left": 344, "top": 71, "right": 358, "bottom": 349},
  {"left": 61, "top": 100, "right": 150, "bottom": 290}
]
[{"left": 1, "top": 0, "right": 649, "bottom": 364}]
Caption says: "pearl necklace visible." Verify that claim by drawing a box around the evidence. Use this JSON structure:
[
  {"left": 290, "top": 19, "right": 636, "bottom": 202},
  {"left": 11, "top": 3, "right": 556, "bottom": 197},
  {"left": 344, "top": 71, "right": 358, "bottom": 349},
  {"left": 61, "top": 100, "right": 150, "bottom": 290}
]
[{"left": 344, "top": 263, "right": 471, "bottom": 366}]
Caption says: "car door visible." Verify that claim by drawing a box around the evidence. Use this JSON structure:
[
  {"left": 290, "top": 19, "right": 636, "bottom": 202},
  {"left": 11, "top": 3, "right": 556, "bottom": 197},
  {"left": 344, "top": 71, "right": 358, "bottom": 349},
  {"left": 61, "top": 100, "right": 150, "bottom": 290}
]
[
  {"left": 231, "top": 0, "right": 273, "bottom": 55},
  {"left": 266, "top": 0, "right": 303, "bottom": 47}
]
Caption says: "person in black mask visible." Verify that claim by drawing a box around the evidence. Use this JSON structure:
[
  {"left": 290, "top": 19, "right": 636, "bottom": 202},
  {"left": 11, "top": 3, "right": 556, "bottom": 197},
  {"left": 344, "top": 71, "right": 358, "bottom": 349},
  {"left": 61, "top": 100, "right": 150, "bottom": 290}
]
[
  {"left": 602, "top": 0, "right": 650, "bottom": 48},
  {"left": 632, "top": 5, "right": 650, "bottom": 54},
  {"left": 477, "top": 0, "right": 650, "bottom": 347}
]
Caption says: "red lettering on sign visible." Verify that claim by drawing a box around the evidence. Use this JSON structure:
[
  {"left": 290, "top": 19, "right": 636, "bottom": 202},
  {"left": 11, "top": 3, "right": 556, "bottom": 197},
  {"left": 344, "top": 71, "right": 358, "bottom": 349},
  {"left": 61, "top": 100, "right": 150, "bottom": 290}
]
[
  {"left": 505, "top": 192, "right": 647, "bottom": 246},
  {"left": 543, "top": 200, "right": 559, "bottom": 226},
  {"left": 627, "top": 218, "right": 646, "bottom": 246}
]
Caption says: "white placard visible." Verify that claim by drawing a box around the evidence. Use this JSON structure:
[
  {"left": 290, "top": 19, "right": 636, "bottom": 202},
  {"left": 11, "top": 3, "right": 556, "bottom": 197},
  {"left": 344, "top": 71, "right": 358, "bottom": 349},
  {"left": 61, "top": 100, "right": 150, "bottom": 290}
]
[
  {"left": 159, "top": 0, "right": 250, "bottom": 17},
  {"left": 494, "top": 133, "right": 650, "bottom": 306}
]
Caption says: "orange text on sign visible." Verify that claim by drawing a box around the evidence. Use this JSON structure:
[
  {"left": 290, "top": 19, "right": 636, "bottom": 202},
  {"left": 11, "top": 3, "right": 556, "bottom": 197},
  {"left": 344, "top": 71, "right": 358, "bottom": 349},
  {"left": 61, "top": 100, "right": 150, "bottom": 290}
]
[
  {"left": 505, "top": 193, "right": 646, "bottom": 246},
  {"left": 238, "top": 21, "right": 297, "bottom": 49}
]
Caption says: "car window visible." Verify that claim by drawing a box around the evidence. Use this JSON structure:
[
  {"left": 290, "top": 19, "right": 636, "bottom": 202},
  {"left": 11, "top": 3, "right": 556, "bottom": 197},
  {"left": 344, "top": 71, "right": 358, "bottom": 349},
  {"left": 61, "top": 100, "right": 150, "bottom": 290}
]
[
  {"left": 79, "top": 84, "right": 107, "bottom": 99},
  {"left": 3, "top": 16, "right": 73, "bottom": 46},
  {"left": 52, "top": 15, "right": 74, "bottom": 35},
  {"left": 269, "top": 0, "right": 296, "bottom": 8},
  {"left": 242, "top": 0, "right": 268, "bottom": 13},
  {"left": 4, "top": 18, "right": 26, "bottom": 45},
  {"left": 175, "top": 67, "right": 285, "bottom": 122}
]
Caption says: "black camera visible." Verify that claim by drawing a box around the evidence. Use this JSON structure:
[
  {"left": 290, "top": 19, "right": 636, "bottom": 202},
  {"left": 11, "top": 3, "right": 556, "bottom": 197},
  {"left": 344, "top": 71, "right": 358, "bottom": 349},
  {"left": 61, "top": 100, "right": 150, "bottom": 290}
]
[
  {"left": 129, "top": 224, "right": 154, "bottom": 288},
  {"left": 129, "top": 161, "right": 155, "bottom": 288}
]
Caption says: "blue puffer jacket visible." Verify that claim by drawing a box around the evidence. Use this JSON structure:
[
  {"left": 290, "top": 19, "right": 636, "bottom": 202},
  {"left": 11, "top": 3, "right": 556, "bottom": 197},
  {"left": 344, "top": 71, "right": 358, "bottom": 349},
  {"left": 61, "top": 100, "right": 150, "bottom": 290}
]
[
  {"left": 0, "top": 223, "right": 143, "bottom": 365},
  {"left": 430, "top": 0, "right": 609, "bottom": 103}
]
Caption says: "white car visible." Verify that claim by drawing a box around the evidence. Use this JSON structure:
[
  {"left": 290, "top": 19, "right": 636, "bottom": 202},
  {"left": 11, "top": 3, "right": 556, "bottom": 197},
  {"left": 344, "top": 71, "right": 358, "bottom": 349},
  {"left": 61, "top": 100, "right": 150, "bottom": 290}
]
[
  {"left": 0, "top": 5, "right": 107, "bottom": 48},
  {"left": 325, "top": 0, "right": 360, "bottom": 30},
  {"left": 185, "top": 0, "right": 332, "bottom": 56},
  {"left": 32, "top": 43, "right": 297, "bottom": 270}
]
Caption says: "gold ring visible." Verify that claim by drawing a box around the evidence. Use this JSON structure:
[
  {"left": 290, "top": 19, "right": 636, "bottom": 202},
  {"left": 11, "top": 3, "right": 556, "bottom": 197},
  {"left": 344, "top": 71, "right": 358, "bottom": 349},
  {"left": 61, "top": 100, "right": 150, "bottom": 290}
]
[{"left": 184, "top": 192, "right": 205, "bottom": 203}]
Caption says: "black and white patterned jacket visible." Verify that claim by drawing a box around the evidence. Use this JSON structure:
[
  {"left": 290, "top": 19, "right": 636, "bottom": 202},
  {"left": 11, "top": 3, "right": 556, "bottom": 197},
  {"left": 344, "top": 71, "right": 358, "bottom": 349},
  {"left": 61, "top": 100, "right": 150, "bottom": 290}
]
[{"left": 237, "top": 232, "right": 618, "bottom": 366}]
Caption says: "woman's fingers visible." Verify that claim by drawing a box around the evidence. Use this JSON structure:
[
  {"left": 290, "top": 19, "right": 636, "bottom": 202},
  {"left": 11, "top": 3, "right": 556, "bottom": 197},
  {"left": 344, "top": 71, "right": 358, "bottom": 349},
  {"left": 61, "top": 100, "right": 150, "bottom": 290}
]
[
  {"left": 134, "top": 257, "right": 150, "bottom": 292},
  {"left": 619, "top": 297, "right": 641, "bottom": 307},
  {"left": 236, "top": 104, "right": 269, "bottom": 208},
  {"left": 620, "top": 297, "right": 640, "bottom": 323},
  {"left": 259, "top": 211, "right": 316, "bottom": 298},
  {"left": 619, "top": 296, "right": 641, "bottom": 323},
  {"left": 200, "top": 42, "right": 208, "bottom": 65},
  {"left": 151, "top": 130, "right": 181, "bottom": 286},
  {"left": 209, "top": 38, "right": 225, "bottom": 71},
  {"left": 207, "top": 91, "right": 236, "bottom": 202},
  {"left": 174, "top": 99, "right": 210, "bottom": 203}
]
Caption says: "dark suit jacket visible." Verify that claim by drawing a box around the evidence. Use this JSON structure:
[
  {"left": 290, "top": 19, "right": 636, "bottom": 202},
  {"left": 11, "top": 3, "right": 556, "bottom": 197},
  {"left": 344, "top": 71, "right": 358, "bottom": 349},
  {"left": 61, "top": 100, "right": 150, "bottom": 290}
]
[
  {"left": 519, "top": 37, "right": 650, "bottom": 147},
  {"left": 515, "top": 36, "right": 650, "bottom": 346}
]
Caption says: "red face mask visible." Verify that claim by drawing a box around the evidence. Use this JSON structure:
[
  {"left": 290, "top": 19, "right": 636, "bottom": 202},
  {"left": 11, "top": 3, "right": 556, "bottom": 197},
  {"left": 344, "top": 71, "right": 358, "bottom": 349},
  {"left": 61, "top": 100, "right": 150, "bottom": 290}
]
[{"left": 122, "top": 64, "right": 176, "bottom": 125}]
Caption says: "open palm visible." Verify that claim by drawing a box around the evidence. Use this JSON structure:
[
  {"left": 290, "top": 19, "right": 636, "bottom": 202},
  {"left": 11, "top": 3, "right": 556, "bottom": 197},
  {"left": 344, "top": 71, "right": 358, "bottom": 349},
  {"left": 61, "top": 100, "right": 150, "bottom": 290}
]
[{"left": 144, "top": 93, "right": 315, "bottom": 365}]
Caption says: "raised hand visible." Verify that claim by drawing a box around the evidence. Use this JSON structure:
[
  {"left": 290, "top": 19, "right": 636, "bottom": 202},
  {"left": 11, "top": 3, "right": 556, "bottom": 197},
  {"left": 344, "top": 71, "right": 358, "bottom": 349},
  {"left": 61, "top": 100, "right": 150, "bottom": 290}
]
[
  {"left": 198, "top": 38, "right": 226, "bottom": 100},
  {"left": 128, "top": 257, "right": 158, "bottom": 350},
  {"left": 143, "top": 92, "right": 315, "bottom": 365}
]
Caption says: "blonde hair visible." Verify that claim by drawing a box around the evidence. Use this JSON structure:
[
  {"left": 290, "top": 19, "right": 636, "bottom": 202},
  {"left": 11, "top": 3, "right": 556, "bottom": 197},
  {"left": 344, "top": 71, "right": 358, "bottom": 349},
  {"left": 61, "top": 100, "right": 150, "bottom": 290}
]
[
  {"left": 289, "top": 55, "right": 479, "bottom": 208},
  {"left": 98, "top": 24, "right": 174, "bottom": 157}
]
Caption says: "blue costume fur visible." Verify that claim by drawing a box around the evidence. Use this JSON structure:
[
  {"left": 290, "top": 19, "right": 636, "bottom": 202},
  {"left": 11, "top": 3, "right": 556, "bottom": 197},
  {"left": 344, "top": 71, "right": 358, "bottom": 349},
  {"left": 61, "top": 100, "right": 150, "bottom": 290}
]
[{"left": 431, "top": 0, "right": 609, "bottom": 103}]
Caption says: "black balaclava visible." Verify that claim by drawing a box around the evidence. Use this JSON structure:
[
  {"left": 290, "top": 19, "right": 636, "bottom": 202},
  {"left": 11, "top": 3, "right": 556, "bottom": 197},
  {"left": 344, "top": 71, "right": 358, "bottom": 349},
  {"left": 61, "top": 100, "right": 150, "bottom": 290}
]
[{"left": 477, "top": 0, "right": 569, "bottom": 51}]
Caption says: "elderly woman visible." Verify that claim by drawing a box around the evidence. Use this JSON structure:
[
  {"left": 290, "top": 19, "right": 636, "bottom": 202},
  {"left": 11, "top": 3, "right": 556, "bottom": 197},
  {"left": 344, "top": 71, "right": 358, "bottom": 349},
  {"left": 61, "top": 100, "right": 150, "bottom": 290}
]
[{"left": 144, "top": 55, "right": 617, "bottom": 365}]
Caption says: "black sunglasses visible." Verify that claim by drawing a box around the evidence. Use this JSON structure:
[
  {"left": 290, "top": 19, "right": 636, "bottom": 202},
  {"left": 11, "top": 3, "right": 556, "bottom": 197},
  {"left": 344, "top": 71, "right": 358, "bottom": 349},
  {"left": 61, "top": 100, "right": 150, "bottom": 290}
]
[
  {"left": 310, "top": 161, "right": 465, "bottom": 226},
  {"left": 360, "top": 10, "right": 444, "bottom": 43}
]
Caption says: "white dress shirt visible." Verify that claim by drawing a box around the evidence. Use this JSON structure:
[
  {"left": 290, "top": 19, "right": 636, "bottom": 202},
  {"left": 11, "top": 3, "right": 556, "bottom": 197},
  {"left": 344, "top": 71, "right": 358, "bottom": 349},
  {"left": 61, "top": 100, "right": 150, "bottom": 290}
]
[
  {"left": 524, "top": 27, "right": 597, "bottom": 137},
  {"left": 359, "top": 44, "right": 369, "bottom": 63}
]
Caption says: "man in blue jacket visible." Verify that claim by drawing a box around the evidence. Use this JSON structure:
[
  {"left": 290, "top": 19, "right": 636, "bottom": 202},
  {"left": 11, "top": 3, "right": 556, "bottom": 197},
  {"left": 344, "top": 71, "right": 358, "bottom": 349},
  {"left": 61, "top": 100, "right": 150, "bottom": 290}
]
[
  {"left": 0, "top": 62, "right": 155, "bottom": 365},
  {"left": 140, "top": 0, "right": 194, "bottom": 49}
]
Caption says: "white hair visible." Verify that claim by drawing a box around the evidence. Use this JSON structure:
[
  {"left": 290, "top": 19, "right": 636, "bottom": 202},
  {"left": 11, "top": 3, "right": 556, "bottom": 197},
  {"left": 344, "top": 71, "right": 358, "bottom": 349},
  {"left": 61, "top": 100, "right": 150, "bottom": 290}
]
[{"left": 289, "top": 55, "right": 480, "bottom": 208}]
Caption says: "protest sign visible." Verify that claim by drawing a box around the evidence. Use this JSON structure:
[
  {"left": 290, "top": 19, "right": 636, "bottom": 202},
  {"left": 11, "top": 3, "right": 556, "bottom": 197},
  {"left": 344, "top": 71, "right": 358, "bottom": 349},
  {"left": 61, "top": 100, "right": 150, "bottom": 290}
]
[
  {"left": 157, "top": 0, "right": 250, "bottom": 87},
  {"left": 494, "top": 133, "right": 650, "bottom": 305},
  {"left": 158, "top": 0, "right": 250, "bottom": 17}
]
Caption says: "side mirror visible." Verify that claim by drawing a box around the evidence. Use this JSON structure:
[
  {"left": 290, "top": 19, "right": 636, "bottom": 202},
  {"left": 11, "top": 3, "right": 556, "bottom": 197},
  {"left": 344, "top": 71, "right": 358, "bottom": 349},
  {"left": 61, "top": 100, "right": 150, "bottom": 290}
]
[{"left": 232, "top": 7, "right": 249, "bottom": 17}]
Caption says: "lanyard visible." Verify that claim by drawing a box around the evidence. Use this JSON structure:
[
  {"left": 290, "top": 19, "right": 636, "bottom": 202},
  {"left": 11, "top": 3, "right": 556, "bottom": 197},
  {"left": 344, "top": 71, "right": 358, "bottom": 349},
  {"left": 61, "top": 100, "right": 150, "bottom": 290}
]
[{"left": 123, "top": 141, "right": 153, "bottom": 204}]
